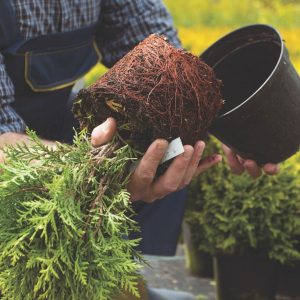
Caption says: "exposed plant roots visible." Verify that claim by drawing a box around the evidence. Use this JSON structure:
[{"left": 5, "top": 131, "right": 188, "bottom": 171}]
[{"left": 74, "top": 34, "right": 223, "bottom": 151}]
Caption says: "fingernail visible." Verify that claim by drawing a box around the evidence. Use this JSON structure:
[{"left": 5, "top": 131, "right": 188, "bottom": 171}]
[
  {"left": 156, "top": 140, "right": 168, "bottom": 153},
  {"left": 102, "top": 118, "right": 112, "bottom": 133},
  {"left": 195, "top": 141, "right": 205, "bottom": 156},
  {"left": 209, "top": 154, "right": 222, "bottom": 163},
  {"left": 183, "top": 147, "right": 193, "bottom": 159},
  {"left": 196, "top": 141, "right": 205, "bottom": 149},
  {"left": 92, "top": 119, "right": 110, "bottom": 136},
  {"left": 271, "top": 165, "right": 279, "bottom": 173}
]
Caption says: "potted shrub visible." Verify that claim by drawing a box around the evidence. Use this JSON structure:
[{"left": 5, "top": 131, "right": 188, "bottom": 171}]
[
  {"left": 276, "top": 260, "right": 300, "bottom": 300},
  {"left": 185, "top": 138, "right": 300, "bottom": 300},
  {"left": 182, "top": 221, "right": 213, "bottom": 278}
]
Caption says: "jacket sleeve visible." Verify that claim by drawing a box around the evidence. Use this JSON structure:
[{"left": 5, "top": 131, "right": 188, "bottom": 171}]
[
  {"left": 97, "top": 0, "right": 181, "bottom": 67},
  {"left": 0, "top": 53, "right": 26, "bottom": 134}
]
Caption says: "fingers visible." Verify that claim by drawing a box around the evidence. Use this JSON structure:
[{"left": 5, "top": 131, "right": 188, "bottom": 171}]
[
  {"left": 222, "top": 143, "right": 280, "bottom": 178},
  {"left": 243, "top": 160, "right": 262, "bottom": 179},
  {"left": 194, "top": 154, "right": 222, "bottom": 177},
  {"left": 129, "top": 140, "right": 222, "bottom": 203},
  {"left": 144, "top": 145, "right": 194, "bottom": 202},
  {"left": 239, "top": 160, "right": 279, "bottom": 179},
  {"left": 127, "top": 139, "right": 168, "bottom": 201},
  {"left": 222, "top": 144, "right": 245, "bottom": 175},
  {"left": 179, "top": 141, "right": 206, "bottom": 187},
  {"left": 263, "top": 163, "right": 280, "bottom": 175},
  {"left": 91, "top": 118, "right": 117, "bottom": 147}
]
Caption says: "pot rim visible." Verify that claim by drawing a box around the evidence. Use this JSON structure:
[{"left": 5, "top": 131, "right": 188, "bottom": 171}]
[{"left": 202, "top": 24, "right": 284, "bottom": 119}]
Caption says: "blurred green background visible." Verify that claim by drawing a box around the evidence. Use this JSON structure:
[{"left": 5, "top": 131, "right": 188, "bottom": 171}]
[
  {"left": 165, "top": 0, "right": 300, "bottom": 29},
  {"left": 86, "top": 0, "right": 300, "bottom": 83},
  {"left": 165, "top": 0, "right": 300, "bottom": 70}
]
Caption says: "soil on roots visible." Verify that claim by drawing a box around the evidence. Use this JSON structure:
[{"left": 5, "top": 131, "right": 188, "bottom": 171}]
[{"left": 74, "top": 34, "right": 223, "bottom": 152}]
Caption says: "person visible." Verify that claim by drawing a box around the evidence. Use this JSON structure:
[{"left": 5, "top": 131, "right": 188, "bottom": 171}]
[{"left": 0, "top": 1, "right": 279, "bottom": 299}]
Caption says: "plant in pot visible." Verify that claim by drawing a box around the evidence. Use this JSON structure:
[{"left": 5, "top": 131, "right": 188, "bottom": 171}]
[
  {"left": 182, "top": 220, "right": 214, "bottom": 278},
  {"left": 276, "top": 158, "right": 300, "bottom": 300},
  {"left": 186, "top": 137, "right": 300, "bottom": 300},
  {"left": 183, "top": 188, "right": 214, "bottom": 279}
]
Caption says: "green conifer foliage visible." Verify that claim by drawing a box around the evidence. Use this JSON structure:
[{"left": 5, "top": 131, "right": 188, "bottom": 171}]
[
  {"left": 0, "top": 130, "right": 143, "bottom": 300},
  {"left": 186, "top": 138, "right": 300, "bottom": 264}
]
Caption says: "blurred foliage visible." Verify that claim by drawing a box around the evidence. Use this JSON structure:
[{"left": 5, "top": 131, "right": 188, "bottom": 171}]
[
  {"left": 166, "top": 0, "right": 300, "bottom": 71},
  {"left": 186, "top": 139, "right": 300, "bottom": 264},
  {"left": 177, "top": 27, "right": 300, "bottom": 71},
  {"left": 84, "top": 64, "right": 107, "bottom": 86},
  {"left": 85, "top": 0, "right": 300, "bottom": 85},
  {"left": 164, "top": 0, "right": 300, "bottom": 29}
]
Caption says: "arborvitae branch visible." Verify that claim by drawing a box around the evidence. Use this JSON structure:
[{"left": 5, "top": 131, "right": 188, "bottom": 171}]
[{"left": 0, "top": 130, "right": 143, "bottom": 300}]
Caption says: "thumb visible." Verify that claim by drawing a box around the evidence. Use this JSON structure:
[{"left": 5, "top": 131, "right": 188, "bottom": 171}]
[{"left": 91, "top": 118, "right": 117, "bottom": 147}]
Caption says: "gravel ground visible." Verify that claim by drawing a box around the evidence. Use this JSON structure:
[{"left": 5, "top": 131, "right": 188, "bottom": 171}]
[
  {"left": 141, "top": 245, "right": 216, "bottom": 300},
  {"left": 141, "top": 245, "right": 300, "bottom": 300}
]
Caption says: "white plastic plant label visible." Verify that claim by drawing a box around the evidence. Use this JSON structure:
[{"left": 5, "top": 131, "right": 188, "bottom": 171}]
[{"left": 161, "top": 137, "right": 184, "bottom": 164}]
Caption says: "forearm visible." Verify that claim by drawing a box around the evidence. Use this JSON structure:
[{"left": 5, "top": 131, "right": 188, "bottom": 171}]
[{"left": 0, "top": 132, "right": 55, "bottom": 163}]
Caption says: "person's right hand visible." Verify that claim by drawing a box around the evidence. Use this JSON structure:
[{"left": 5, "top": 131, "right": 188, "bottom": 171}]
[
  {"left": 91, "top": 118, "right": 222, "bottom": 204},
  {"left": 128, "top": 139, "right": 222, "bottom": 203}
]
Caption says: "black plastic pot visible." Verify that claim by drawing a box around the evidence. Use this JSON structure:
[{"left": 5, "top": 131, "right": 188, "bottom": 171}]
[
  {"left": 214, "top": 254, "right": 278, "bottom": 300},
  {"left": 276, "top": 261, "right": 300, "bottom": 299},
  {"left": 201, "top": 24, "right": 300, "bottom": 164},
  {"left": 182, "top": 222, "right": 213, "bottom": 278}
]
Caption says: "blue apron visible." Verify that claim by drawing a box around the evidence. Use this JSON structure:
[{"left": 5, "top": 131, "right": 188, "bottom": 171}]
[{"left": 0, "top": 0, "right": 187, "bottom": 256}]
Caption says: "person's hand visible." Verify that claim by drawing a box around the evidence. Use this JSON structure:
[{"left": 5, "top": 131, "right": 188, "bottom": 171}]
[
  {"left": 222, "top": 144, "right": 280, "bottom": 179},
  {"left": 128, "top": 140, "right": 222, "bottom": 203},
  {"left": 91, "top": 118, "right": 118, "bottom": 147},
  {"left": 91, "top": 118, "right": 222, "bottom": 203}
]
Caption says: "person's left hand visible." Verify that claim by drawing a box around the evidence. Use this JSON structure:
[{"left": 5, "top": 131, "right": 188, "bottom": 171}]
[
  {"left": 91, "top": 118, "right": 118, "bottom": 147},
  {"left": 222, "top": 144, "right": 280, "bottom": 179}
]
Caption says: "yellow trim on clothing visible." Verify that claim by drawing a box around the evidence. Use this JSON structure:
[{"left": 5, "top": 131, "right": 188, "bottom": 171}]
[{"left": 24, "top": 38, "right": 101, "bottom": 92}]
